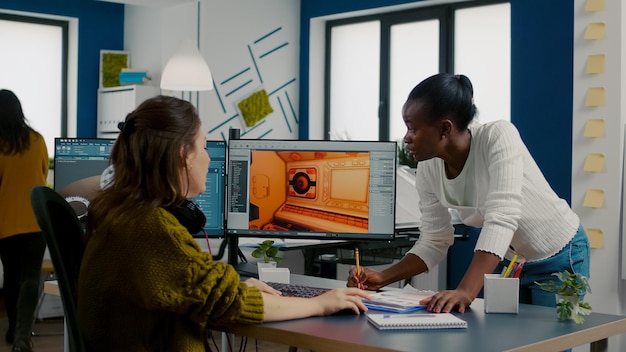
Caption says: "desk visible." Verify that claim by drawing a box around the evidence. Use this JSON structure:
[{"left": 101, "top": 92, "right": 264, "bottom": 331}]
[
  {"left": 222, "top": 275, "right": 626, "bottom": 352},
  {"left": 43, "top": 280, "right": 60, "bottom": 296},
  {"left": 43, "top": 281, "right": 69, "bottom": 352}
]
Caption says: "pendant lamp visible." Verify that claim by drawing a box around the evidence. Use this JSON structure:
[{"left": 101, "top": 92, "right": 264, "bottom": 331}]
[{"left": 160, "top": 39, "right": 213, "bottom": 91}]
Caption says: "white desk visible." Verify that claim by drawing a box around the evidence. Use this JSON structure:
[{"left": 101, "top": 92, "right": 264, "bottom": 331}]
[
  {"left": 222, "top": 274, "right": 626, "bottom": 352},
  {"left": 43, "top": 280, "right": 68, "bottom": 352}
]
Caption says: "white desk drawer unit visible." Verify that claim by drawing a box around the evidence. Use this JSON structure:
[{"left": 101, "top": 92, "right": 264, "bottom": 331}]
[{"left": 97, "top": 85, "right": 160, "bottom": 138}]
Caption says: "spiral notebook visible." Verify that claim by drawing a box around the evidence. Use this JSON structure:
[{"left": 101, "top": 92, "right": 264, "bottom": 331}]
[{"left": 366, "top": 312, "right": 468, "bottom": 330}]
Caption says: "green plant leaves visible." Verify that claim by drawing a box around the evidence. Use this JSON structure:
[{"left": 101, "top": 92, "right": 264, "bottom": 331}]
[
  {"left": 536, "top": 271, "right": 592, "bottom": 324},
  {"left": 534, "top": 271, "right": 591, "bottom": 296},
  {"left": 250, "top": 240, "right": 283, "bottom": 263}
]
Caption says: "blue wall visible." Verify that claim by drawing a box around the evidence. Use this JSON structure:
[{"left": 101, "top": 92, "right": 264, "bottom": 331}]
[
  {"left": 0, "top": 0, "right": 124, "bottom": 137},
  {"left": 510, "top": 0, "right": 573, "bottom": 202},
  {"left": 299, "top": 0, "right": 574, "bottom": 202}
]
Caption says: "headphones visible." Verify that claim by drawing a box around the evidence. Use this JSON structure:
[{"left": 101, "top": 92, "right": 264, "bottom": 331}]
[
  {"left": 100, "top": 166, "right": 206, "bottom": 234},
  {"left": 166, "top": 200, "right": 206, "bottom": 235}
]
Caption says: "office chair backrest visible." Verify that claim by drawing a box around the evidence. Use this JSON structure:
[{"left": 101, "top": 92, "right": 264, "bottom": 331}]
[{"left": 30, "top": 185, "right": 87, "bottom": 352}]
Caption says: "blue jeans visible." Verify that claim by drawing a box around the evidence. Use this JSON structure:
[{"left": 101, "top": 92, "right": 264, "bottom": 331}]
[{"left": 496, "top": 226, "right": 590, "bottom": 307}]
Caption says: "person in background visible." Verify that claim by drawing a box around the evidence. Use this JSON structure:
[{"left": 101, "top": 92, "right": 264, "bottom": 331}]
[
  {"left": 78, "top": 95, "right": 369, "bottom": 351},
  {"left": 0, "top": 89, "right": 49, "bottom": 352},
  {"left": 348, "top": 73, "right": 590, "bottom": 313}
]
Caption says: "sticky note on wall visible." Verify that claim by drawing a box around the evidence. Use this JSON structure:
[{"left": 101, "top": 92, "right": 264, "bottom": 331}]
[
  {"left": 585, "top": 87, "right": 605, "bottom": 107},
  {"left": 586, "top": 54, "right": 605, "bottom": 74},
  {"left": 583, "top": 119, "right": 604, "bottom": 137},
  {"left": 584, "top": 22, "right": 606, "bottom": 39},
  {"left": 583, "top": 153, "right": 605, "bottom": 172},
  {"left": 585, "top": 0, "right": 605, "bottom": 12},
  {"left": 583, "top": 189, "right": 605, "bottom": 208},
  {"left": 585, "top": 228, "right": 603, "bottom": 248}
]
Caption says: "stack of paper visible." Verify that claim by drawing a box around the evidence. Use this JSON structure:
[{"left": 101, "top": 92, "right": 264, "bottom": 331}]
[{"left": 364, "top": 286, "right": 435, "bottom": 313}]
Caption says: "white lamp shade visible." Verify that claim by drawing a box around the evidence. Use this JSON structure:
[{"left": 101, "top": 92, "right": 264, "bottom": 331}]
[{"left": 160, "top": 39, "right": 213, "bottom": 91}]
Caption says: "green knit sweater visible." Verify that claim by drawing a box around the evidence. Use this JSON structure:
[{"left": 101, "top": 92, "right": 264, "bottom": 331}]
[{"left": 78, "top": 207, "right": 264, "bottom": 351}]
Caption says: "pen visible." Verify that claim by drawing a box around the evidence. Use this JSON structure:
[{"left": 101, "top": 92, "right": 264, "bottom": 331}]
[
  {"left": 355, "top": 247, "right": 362, "bottom": 289},
  {"left": 502, "top": 254, "right": 518, "bottom": 278},
  {"left": 511, "top": 259, "right": 526, "bottom": 278}
]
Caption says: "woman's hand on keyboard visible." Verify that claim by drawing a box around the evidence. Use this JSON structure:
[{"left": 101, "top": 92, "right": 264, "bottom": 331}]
[
  {"left": 262, "top": 287, "right": 370, "bottom": 321},
  {"left": 243, "top": 278, "right": 282, "bottom": 296},
  {"left": 313, "top": 288, "right": 370, "bottom": 316}
]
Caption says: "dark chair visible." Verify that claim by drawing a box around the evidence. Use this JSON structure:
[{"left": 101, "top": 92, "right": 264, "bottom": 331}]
[{"left": 30, "top": 185, "right": 87, "bottom": 352}]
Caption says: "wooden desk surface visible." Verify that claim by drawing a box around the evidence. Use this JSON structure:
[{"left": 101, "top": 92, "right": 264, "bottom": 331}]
[
  {"left": 222, "top": 275, "right": 626, "bottom": 352},
  {"left": 44, "top": 280, "right": 60, "bottom": 297}
]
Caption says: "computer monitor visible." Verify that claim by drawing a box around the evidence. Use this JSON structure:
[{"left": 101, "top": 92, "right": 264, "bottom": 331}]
[
  {"left": 226, "top": 139, "right": 397, "bottom": 240},
  {"left": 191, "top": 140, "right": 227, "bottom": 237},
  {"left": 395, "top": 165, "right": 422, "bottom": 230},
  {"left": 54, "top": 138, "right": 115, "bottom": 225},
  {"left": 54, "top": 138, "right": 227, "bottom": 238}
]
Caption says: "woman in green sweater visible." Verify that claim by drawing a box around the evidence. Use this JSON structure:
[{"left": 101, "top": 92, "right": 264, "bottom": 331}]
[{"left": 78, "top": 95, "right": 369, "bottom": 351}]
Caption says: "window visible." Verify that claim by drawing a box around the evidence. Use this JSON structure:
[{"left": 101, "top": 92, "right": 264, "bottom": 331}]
[
  {"left": 325, "top": 0, "right": 510, "bottom": 142},
  {"left": 0, "top": 13, "right": 68, "bottom": 157}
]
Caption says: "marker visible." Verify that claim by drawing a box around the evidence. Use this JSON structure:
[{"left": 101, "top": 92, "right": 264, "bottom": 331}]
[
  {"left": 502, "top": 254, "right": 518, "bottom": 278},
  {"left": 512, "top": 259, "right": 526, "bottom": 278}
]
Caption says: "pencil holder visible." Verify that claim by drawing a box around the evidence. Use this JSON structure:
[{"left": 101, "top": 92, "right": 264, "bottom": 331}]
[
  {"left": 484, "top": 274, "right": 519, "bottom": 314},
  {"left": 259, "top": 267, "right": 290, "bottom": 284}
]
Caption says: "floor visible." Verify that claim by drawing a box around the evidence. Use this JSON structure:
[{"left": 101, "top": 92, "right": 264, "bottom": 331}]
[
  {"left": 0, "top": 290, "right": 295, "bottom": 352},
  {"left": 0, "top": 291, "right": 64, "bottom": 352}
]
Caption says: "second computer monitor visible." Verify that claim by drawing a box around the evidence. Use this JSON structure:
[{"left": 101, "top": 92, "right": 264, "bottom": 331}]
[
  {"left": 191, "top": 140, "right": 227, "bottom": 237},
  {"left": 226, "top": 139, "right": 397, "bottom": 240}
]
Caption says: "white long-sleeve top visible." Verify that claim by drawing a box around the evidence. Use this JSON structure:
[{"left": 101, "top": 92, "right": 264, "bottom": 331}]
[{"left": 407, "top": 120, "right": 579, "bottom": 270}]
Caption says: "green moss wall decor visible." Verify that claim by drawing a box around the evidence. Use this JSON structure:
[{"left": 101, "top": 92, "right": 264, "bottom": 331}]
[
  {"left": 100, "top": 50, "right": 129, "bottom": 88},
  {"left": 238, "top": 89, "right": 273, "bottom": 127}
]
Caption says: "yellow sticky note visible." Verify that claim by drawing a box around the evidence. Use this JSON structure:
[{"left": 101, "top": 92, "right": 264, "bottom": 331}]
[
  {"left": 585, "top": 0, "right": 605, "bottom": 12},
  {"left": 583, "top": 153, "right": 605, "bottom": 172},
  {"left": 585, "top": 228, "right": 603, "bottom": 249},
  {"left": 583, "top": 189, "right": 605, "bottom": 208},
  {"left": 584, "top": 22, "right": 606, "bottom": 40},
  {"left": 586, "top": 54, "right": 605, "bottom": 74},
  {"left": 583, "top": 119, "right": 604, "bottom": 138},
  {"left": 585, "top": 87, "right": 605, "bottom": 107}
]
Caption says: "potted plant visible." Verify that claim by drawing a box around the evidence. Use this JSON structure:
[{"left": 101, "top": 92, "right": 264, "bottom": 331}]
[
  {"left": 535, "top": 271, "right": 592, "bottom": 324},
  {"left": 251, "top": 240, "right": 283, "bottom": 266}
]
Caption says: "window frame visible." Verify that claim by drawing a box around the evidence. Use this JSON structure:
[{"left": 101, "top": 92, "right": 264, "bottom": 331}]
[
  {"left": 0, "top": 12, "right": 69, "bottom": 138},
  {"left": 324, "top": 0, "right": 509, "bottom": 141}
]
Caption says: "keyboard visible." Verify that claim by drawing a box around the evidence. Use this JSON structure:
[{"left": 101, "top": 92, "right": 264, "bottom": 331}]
[{"left": 266, "top": 282, "right": 331, "bottom": 298}]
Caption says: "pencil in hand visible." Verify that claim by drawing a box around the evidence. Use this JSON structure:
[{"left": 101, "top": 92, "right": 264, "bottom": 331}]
[{"left": 355, "top": 247, "right": 363, "bottom": 290}]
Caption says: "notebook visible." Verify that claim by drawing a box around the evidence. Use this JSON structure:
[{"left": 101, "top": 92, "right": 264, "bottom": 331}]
[{"left": 366, "top": 312, "right": 468, "bottom": 330}]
